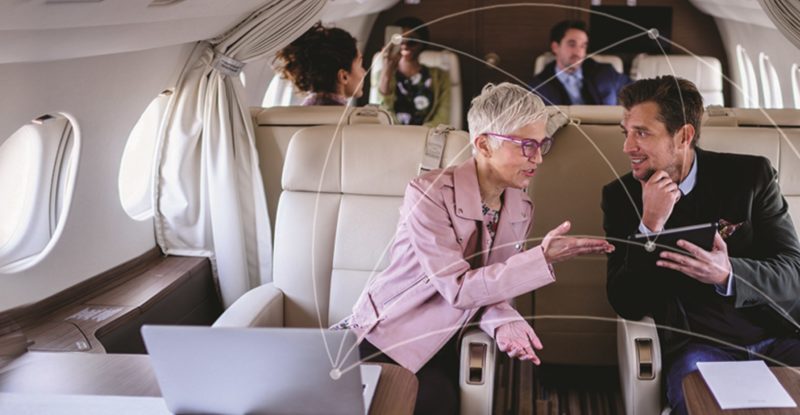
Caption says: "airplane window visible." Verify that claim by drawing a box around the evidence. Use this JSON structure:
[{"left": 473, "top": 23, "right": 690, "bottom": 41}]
[
  {"left": 262, "top": 74, "right": 304, "bottom": 107},
  {"left": 735, "top": 45, "right": 759, "bottom": 108},
  {"left": 758, "top": 53, "right": 783, "bottom": 108},
  {"left": 792, "top": 63, "right": 800, "bottom": 110},
  {"left": 118, "top": 91, "right": 171, "bottom": 220},
  {"left": 0, "top": 114, "right": 78, "bottom": 271}
]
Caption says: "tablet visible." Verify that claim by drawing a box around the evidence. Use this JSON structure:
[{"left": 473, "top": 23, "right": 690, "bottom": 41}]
[{"left": 627, "top": 222, "right": 718, "bottom": 254}]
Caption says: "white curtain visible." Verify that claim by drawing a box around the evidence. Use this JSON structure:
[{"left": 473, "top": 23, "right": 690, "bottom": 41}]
[
  {"left": 759, "top": 0, "right": 800, "bottom": 50},
  {"left": 154, "top": 0, "right": 326, "bottom": 307}
]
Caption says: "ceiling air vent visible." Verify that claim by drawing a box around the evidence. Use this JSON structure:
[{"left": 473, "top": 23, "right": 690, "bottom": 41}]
[
  {"left": 148, "top": 0, "right": 187, "bottom": 6},
  {"left": 45, "top": 0, "right": 103, "bottom": 3}
]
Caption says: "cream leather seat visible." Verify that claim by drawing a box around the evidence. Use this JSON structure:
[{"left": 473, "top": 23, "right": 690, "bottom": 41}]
[
  {"left": 215, "top": 123, "right": 515, "bottom": 415},
  {"left": 532, "top": 51, "right": 625, "bottom": 75},
  {"left": 250, "top": 105, "right": 392, "bottom": 237},
  {"left": 530, "top": 106, "right": 626, "bottom": 368},
  {"left": 369, "top": 50, "right": 463, "bottom": 128},
  {"left": 630, "top": 54, "right": 724, "bottom": 106}
]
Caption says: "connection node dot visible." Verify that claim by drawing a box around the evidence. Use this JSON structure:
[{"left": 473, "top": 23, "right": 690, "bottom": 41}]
[
  {"left": 329, "top": 368, "right": 342, "bottom": 380},
  {"left": 647, "top": 28, "right": 660, "bottom": 40},
  {"left": 391, "top": 34, "right": 403, "bottom": 45},
  {"left": 645, "top": 241, "right": 656, "bottom": 252}
]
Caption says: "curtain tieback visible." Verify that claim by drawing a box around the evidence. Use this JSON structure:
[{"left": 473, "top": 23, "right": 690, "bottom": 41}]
[{"left": 212, "top": 51, "right": 245, "bottom": 77}]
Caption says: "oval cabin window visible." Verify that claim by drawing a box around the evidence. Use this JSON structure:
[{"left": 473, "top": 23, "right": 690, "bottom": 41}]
[
  {"left": 118, "top": 91, "right": 171, "bottom": 220},
  {"left": 0, "top": 113, "right": 78, "bottom": 271},
  {"left": 758, "top": 53, "right": 783, "bottom": 108},
  {"left": 736, "top": 45, "right": 759, "bottom": 108}
]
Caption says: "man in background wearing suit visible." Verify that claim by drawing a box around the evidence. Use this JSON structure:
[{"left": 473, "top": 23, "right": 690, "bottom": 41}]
[
  {"left": 530, "top": 20, "right": 630, "bottom": 106},
  {"left": 602, "top": 76, "right": 800, "bottom": 415}
]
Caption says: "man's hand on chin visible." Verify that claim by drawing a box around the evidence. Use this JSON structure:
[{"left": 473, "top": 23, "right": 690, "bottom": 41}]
[{"left": 640, "top": 170, "right": 681, "bottom": 232}]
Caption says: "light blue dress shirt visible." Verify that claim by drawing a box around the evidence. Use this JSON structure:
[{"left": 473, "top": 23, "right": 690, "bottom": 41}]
[
  {"left": 636, "top": 156, "right": 734, "bottom": 296},
  {"left": 555, "top": 66, "right": 584, "bottom": 105}
]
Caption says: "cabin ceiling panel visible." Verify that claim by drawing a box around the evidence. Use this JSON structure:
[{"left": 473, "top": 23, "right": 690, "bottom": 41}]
[
  {"left": 0, "top": 0, "right": 265, "bottom": 30},
  {"left": 0, "top": 18, "right": 243, "bottom": 63},
  {"left": 758, "top": 0, "right": 800, "bottom": 51},
  {"left": 688, "top": 0, "right": 774, "bottom": 28},
  {"left": 0, "top": 0, "right": 267, "bottom": 63},
  {"left": 1, "top": 0, "right": 402, "bottom": 63},
  {"left": 321, "top": 0, "right": 399, "bottom": 22}
]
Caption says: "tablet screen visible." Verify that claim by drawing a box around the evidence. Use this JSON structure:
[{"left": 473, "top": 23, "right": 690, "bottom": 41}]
[{"left": 627, "top": 222, "right": 718, "bottom": 254}]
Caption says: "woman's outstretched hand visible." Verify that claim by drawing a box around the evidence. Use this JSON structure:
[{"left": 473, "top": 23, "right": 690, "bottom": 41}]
[
  {"left": 542, "top": 221, "right": 614, "bottom": 264},
  {"left": 496, "top": 320, "right": 543, "bottom": 364}
]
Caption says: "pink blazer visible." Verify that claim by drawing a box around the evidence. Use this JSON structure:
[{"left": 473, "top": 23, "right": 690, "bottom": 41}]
[{"left": 349, "top": 158, "right": 555, "bottom": 373}]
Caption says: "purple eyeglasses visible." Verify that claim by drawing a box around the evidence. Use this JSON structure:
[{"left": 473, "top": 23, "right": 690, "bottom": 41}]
[{"left": 484, "top": 132, "right": 554, "bottom": 157}]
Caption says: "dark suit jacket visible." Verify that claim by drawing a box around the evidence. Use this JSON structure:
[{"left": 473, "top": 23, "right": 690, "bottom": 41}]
[
  {"left": 602, "top": 148, "right": 800, "bottom": 354},
  {"left": 530, "top": 58, "right": 631, "bottom": 106}
]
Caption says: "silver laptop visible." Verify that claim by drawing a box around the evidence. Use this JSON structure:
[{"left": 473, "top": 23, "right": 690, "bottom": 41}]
[{"left": 141, "top": 325, "right": 380, "bottom": 415}]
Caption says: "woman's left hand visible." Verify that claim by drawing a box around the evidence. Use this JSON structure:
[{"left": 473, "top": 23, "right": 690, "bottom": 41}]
[{"left": 495, "top": 320, "right": 543, "bottom": 365}]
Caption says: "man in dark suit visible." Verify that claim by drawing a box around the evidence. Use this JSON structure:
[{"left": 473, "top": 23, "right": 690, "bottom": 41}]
[
  {"left": 603, "top": 76, "right": 800, "bottom": 415},
  {"left": 530, "top": 20, "right": 630, "bottom": 106}
]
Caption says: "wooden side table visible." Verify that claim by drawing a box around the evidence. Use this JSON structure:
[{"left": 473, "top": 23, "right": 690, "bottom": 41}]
[{"left": 683, "top": 367, "right": 800, "bottom": 415}]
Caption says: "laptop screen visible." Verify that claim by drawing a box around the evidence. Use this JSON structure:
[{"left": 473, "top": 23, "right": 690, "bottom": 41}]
[{"left": 141, "top": 326, "right": 378, "bottom": 415}]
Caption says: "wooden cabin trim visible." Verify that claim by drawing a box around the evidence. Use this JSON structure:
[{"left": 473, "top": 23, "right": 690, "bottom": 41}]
[{"left": 0, "top": 249, "right": 222, "bottom": 355}]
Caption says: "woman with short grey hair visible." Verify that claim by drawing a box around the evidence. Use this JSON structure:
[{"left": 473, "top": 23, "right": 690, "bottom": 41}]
[
  {"left": 343, "top": 82, "right": 613, "bottom": 414},
  {"left": 468, "top": 81, "right": 547, "bottom": 154}
]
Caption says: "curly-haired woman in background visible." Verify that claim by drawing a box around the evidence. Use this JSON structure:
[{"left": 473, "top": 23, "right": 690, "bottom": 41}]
[{"left": 275, "top": 23, "right": 366, "bottom": 106}]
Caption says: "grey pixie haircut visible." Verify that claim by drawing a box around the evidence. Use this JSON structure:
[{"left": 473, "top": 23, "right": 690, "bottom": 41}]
[{"left": 467, "top": 82, "right": 547, "bottom": 153}]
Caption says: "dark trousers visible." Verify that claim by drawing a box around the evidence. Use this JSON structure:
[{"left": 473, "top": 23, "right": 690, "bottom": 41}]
[
  {"left": 359, "top": 337, "right": 460, "bottom": 415},
  {"left": 666, "top": 337, "right": 800, "bottom": 415}
]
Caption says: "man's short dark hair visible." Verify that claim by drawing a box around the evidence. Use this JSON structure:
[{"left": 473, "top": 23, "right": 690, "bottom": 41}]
[
  {"left": 550, "top": 20, "right": 587, "bottom": 44},
  {"left": 618, "top": 76, "right": 704, "bottom": 146}
]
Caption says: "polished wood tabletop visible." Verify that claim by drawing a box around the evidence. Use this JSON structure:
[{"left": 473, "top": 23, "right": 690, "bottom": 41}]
[
  {"left": 0, "top": 352, "right": 418, "bottom": 415},
  {"left": 369, "top": 362, "right": 419, "bottom": 415},
  {"left": 683, "top": 367, "right": 800, "bottom": 415}
]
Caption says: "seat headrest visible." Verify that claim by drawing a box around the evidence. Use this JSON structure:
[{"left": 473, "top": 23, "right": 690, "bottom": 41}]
[
  {"left": 533, "top": 52, "right": 625, "bottom": 75},
  {"left": 729, "top": 108, "right": 800, "bottom": 127},
  {"left": 254, "top": 105, "right": 393, "bottom": 126},
  {"left": 703, "top": 106, "right": 737, "bottom": 126},
  {"left": 546, "top": 105, "right": 800, "bottom": 130},
  {"left": 545, "top": 107, "right": 570, "bottom": 136},
  {"left": 547, "top": 105, "right": 624, "bottom": 125},
  {"left": 703, "top": 107, "right": 800, "bottom": 127},
  {"left": 419, "top": 50, "right": 461, "bottom": 84},
  {"left": 283, "top": 125, "right": 471, "bottom": 196},
  {"left": 631, "top": 54, "right": 723, "bottom": 106}
]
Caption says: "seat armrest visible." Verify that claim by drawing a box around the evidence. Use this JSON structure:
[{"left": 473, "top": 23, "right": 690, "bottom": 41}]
[
  {"left": 459, "top": 327, "right": 496, "bottom": 415},
  {"left": 617, "top": 316, "right": 663, "bottom": 415},
  {"left": 212, "top": 283, "right": 284, "bottom": 328}
]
